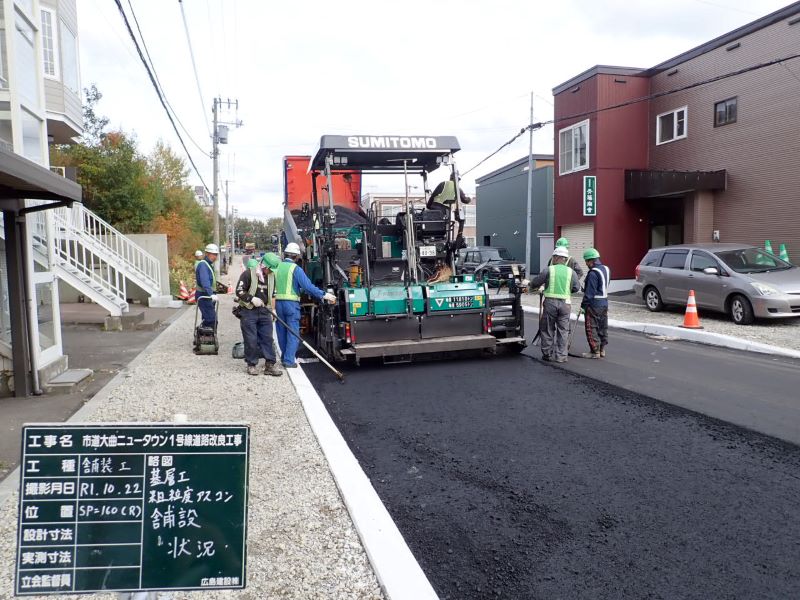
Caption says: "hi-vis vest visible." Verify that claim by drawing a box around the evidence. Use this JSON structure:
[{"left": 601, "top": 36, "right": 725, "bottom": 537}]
[
  {"left": 434, "top": 180, "right": 457, "bottom": 204},
  {"left": 275, "top": 262, "right": 300, "bottom": 301},
  {"left": 544, "top": 264, "right": 573, "bottom": 300},
  {"left": 591, "top": 265, "right": 611, "bottom": 299},
  {"left": 196, "top": 259, "right": 216, "bottom": 292},
  {"left": 238, "top": 267, "right": 275, "bottom": 309}
]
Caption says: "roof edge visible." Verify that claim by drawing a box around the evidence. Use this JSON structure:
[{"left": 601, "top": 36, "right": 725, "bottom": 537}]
[
  {"left": 475, "top": 155, "right": 554, "bottom": 183},
  {"left": 552, "top": 65, "right": 645, "bottom": 96}
]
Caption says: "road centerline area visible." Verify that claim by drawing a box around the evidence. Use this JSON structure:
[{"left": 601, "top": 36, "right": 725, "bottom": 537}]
[{"left": 304, "top": 337, "right": 800, "bottom": 599}]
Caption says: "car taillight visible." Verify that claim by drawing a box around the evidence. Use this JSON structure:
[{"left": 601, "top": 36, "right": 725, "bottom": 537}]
[
  {"left": 345, "top": 322, "right": 354, "bottom": 344},
  {"left": 635, "top": 265, "right": 641, "bottom": 280},
  {"left": 485, "top": 313, "right": 493, "bottom": 334}
]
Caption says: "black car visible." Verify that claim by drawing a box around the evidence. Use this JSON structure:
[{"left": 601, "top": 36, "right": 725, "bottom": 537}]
[{"left": 458, "top": 246, "right": 525, "bottom": 287}]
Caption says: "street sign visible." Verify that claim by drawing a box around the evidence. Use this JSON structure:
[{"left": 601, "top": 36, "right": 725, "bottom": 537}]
[
  {"left": 583, "top": 176, "right": 597, "bottom": 217},
  {"left": 15, "top": 424, "right": 249, "bottom": 596}
]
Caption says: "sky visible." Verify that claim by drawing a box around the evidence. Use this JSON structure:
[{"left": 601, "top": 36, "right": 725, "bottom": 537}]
[{"left": 78, "top": 0, "right": 792, "bottom": 220}]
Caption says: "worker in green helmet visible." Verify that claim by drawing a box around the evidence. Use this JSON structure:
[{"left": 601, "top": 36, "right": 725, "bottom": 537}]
[
  {"left": 581, "top": 248, "right": 610, "bottom": 359},
  {"left": 529, "top": 246, "right": 581, "bottom": 362},
  {"left": 546, "top": 237, "right": 583, "bottom": 278},
  {"left": 235, "top": 252, "right": 283, "bottom": 376}
]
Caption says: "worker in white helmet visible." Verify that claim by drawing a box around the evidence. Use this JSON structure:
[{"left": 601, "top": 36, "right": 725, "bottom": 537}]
[
  {"left": 274, "top": 242, "right": 336, "bottom": 368},
  {"left": 528, "top": 246, "right": 580, "bottom": 363},
  {"left": 196, "top": 243, "right": 220, "bottom": 328}
]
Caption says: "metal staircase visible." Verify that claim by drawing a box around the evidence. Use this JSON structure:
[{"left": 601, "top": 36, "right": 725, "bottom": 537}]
[{"left": 24, "top": 203, "right": 165, "bottom": 316}]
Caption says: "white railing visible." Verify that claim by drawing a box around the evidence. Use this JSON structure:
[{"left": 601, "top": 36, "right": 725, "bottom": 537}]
[
  {"left": 51, "top": 203, "right": 162, "bottom": 295},
  {"left": 53, "top": 233, "right": 127, "bottom": 307}
]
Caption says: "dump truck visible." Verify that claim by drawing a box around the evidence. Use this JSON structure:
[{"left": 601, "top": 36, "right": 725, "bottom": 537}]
[{"left": 283, "top": 135, "right": 526, "bottom": 364}]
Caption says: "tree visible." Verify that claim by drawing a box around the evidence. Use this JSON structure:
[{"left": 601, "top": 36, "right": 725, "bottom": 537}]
[{"left": 81, "top": 84, "right": 109, "bottom": 146}]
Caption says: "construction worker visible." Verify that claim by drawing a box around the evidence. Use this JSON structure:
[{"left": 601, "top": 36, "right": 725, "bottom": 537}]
[
  {"left": 581, "top": 248, "right": 610, "bottom": 359},
  {"left": 195, "top": 243, "right": 219, "bottom": 328},
  {"left": 274, "top": 242, "right": 336, "bottom": 368},
  {"left": 547, "top": 237, "right": 584, "bottom": 278},
  {"left": 529, "top": 246, "right": 580, "bottom": 363},
  {"left": 193, "top": 249, "right": 204, "bottom": 267},
  {"left": 236, "top": 252, "right": 282, "bottom": 376},
  {"left": 427, "top": 173, "right": 470, "bottom": 208}
]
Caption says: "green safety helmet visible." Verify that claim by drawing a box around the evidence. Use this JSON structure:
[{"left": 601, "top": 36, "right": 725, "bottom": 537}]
[
  {"left": 583, "top": 248, "right": 600, "bottom": 261},
  {"left": 246, "top": 258, "right": 259, "bottom": 269},
  {"left": 261, "top": 252, "right": 281, "bottom": 270},
  {"left": 556, "top": 237, "right": 569, "bottom": 248}
]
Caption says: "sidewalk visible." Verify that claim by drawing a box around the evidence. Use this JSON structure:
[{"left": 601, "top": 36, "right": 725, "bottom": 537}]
[
  {"left": 520, "top": 292, "right": 800, "bottom": 355},
  {"left": 0, "top": 294, "right": 383, "bottom": 599}
]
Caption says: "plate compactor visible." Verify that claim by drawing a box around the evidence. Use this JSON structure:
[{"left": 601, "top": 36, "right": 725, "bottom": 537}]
[{"left": 193, "top": 296, "right": 219, "bottom": 355}]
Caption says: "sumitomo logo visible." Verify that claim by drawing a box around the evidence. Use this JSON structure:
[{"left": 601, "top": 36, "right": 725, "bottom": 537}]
[{"left": 347, "top": 136, "right": 438, "bottom": 149}]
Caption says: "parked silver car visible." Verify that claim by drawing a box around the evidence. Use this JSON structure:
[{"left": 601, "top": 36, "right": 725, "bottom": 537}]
[{"left": 633, "top": 243, "right": 800, "bottom": 325}]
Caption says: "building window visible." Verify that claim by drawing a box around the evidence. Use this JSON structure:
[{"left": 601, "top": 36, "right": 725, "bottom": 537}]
[
  {"left": 656, "top": 107, "right": 687, "bottom": 145},
  {"left": 41, "top": 8, "right": 59, "bottom": 79},
  {"left": 15, "top": 15, "right": 38, "bottom": 106},
  {"left": 59, "top": 20, "right": 79, "bottom": 94},
  {"left": 381, "top": 204, "right": 402, "bottom": 218},
  {"left": 464, "top": 204, "right": 476, "bottom": 227},
  {"left": 714, "top": 97, "right": 737, "bottom": 127},
  {"left": 558, "top": 119, "right": 589, "bottom": 175}
]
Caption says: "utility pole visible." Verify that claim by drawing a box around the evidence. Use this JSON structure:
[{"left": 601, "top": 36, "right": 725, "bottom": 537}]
[
  {"left": 525, "top": 91, "right": 534, "bottom": 276},
  {"left": 211, "top": 98, "right": 242, "bottom": 275},
  {"left": 224, "top": 180, "right": 230, "bottom": 248}
]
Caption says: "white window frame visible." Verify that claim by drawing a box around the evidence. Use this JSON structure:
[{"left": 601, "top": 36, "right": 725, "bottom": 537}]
[
  {"left": 40, "top": 7, "right": 59, "bottom": 80},
  {"left": 558, "top": 119, "right": 589, "bottom": 175},
  {"left": 656, "top": 106, "right": 687, "bottom": 145}
]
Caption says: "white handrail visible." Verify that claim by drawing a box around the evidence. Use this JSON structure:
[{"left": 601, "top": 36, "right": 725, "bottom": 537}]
[{"left": 51, "top": 204, "right": 162, "bottom": 295}]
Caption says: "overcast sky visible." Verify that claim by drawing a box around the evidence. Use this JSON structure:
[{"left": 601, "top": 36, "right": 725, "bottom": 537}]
[{"left": 78, "top": 0, "right": 790, "bottom": 220}]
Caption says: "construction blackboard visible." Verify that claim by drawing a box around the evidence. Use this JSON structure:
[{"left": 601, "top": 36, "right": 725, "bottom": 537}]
[{"left": 15, "top": 424, "right": 249, "bottom": 595}]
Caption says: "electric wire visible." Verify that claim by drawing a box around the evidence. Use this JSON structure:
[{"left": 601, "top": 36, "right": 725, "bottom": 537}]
[
  {"left": 113, "top": 0, "right": 211, "bottom": 195},
  {"left": 463, "top": 51, "right": 800, "bottom": 177},
  {"left": 178, "top": 0, "right": 212, "bottom": 137},
  {"left": 125, "top": 0, "right": 208, "bottom": 155}
]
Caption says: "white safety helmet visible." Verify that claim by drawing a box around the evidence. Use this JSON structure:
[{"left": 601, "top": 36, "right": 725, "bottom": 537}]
[
  {"left": 284, "top": 242, "right": 301, "bottom": 256},
  {"left": 194, "top": 250, "right": 204, "bottom": 258},
  {"left": 552, "top": 246, "right": 570, "bottom": 258},
  {"left": 204, "top": 243, "right": 220, "bottom": 254}
]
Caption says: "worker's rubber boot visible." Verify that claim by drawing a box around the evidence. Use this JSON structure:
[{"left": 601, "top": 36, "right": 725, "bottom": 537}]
[
  {"left": 246, "top": 365, "right": 260, "bottom": 376},
  {"left": 581, "top": 352, "right": 602, "bottom": 359},
  {"left": 600, "top": 348, "right": 606, "bottom": 358},
  {"left": 264, "top": 362, "right": 283, "bottom": 377},
  {"left": 555, "top": 356, "right": 568, "bottom": 363}
]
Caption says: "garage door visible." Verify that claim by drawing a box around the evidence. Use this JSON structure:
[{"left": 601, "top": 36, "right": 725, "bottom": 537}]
[{"left": 560, "top": 223, "right": 594, "bottom": 270}]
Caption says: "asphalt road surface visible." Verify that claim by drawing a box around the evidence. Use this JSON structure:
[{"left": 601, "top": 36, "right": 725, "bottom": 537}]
[{"left": 304, "top": 325, "right": 800, "bottom": 599}]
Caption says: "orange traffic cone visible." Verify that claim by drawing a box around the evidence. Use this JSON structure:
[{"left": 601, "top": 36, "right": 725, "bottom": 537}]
[
  {"left": 178, "top": 280, "right": 189, "bottom": 300},
  {"left": 187, "top": 288, "right": 196, "bottom": 304},
  {"left": 680, "top": 290, "right": 703, "bottom": 329}
]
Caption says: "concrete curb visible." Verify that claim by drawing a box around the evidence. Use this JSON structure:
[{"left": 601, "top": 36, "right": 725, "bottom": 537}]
[
  {"left": 0, "top": 306, "right": 188, "bottom": 506},
  {"left": 522, "top": 305, "right": 800, "bottom": 359},
  {"left": 286, "top": 365, "right": 438, "bottom": 600}
]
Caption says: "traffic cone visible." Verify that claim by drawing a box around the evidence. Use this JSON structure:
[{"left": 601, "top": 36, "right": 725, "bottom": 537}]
[
  {"left": 178, "top": 280, "right": 189, "bottom": 300},
  {"left": 187, "top": 288, "right": 196, "bottom": 304},
  {"left": 765, "top": 240, "right": 774, "bottom": 255},
  {"left": 680, "top": 290, "right": 703, "bottom": 329},
  {"left": 779, "top": 244, "right": 790, "bottom": 262}
]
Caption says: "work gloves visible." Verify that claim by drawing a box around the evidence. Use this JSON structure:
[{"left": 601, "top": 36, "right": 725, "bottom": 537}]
[
  {"left": 251, "top": 297, "right": 264, "bottom": 307},
  {"left": 323, "top": 292, "right": 337, "bottom": 304},
  {"left": 210, "top": 294, "right": 219, "bottom": 303}
]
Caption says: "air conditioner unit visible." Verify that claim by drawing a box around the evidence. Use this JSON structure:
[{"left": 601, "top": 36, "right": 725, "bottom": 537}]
[{"left": 50, "top": 166, "right": 66, "bottom": 177}]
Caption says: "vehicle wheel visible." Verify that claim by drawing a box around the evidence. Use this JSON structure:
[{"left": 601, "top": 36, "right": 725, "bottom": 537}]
[
  {"left": 644, "top": 286, "right": 664, "bottom": 312},
  {"left": 729, "top": 294, "right": 754, "bottom": 325}
]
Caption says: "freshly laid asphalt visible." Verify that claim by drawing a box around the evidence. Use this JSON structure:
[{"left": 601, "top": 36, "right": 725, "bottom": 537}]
[{"left": 304, "top": 323, "right": 800, "bottom": 599}]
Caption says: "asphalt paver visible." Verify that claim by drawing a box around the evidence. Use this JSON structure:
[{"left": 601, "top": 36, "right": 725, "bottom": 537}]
[{"left": 305, "top": 353, "right": 800, "bottom": 599}]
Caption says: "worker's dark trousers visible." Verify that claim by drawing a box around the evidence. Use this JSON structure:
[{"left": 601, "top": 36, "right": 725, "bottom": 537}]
[
  {"left": 584, "top": 305, "right": 608, "bottom": 353},
  {"left": 540, "top": 298, "right": 571, "bottom": 360},
  {"left": 275, "top": 300, "right": 301, "bottom": 366},
  {"left": 240, "top": 307, "right": 276, "bottom": 366},
  {"left": 197, "top": 297, "right": 217, "bottom": 328}
]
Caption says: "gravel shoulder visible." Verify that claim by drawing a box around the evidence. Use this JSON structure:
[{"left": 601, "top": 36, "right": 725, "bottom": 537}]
[
  {"left": 520, "top": 292, "right": 800, "bottom": 352},
  {"left": 0, "top": 295, "right": 383, "bottom": 599}
]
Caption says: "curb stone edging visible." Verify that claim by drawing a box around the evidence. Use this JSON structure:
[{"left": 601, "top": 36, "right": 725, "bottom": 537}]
[
  {"left": 522, "top": 305, "right": 800, "bottom": 360},
  {"left": 286, "top": 363, "right": 439, "bottom": 600}
]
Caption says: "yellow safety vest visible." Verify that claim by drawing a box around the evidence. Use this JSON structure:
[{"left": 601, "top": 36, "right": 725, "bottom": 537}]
[
  {"left": 544, "top": 264, "right": 573, "bottom": 300},
  {"left": 275, "top": 262, "right": 300, "bottom": 301}
]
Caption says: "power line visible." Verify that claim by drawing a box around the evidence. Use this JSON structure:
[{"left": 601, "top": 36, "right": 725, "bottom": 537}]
[
  {"left": 178, "top": 0, "right": 212, "bottom": 137},
  {"left": 463, "top": 51, "right": 800, "bottom": 176},
  {"left": 112, "top": 0, "right": 211, "bottom": 195},
  {"left": 125, "top": 0, "right": 208, "bottom": 155}
]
